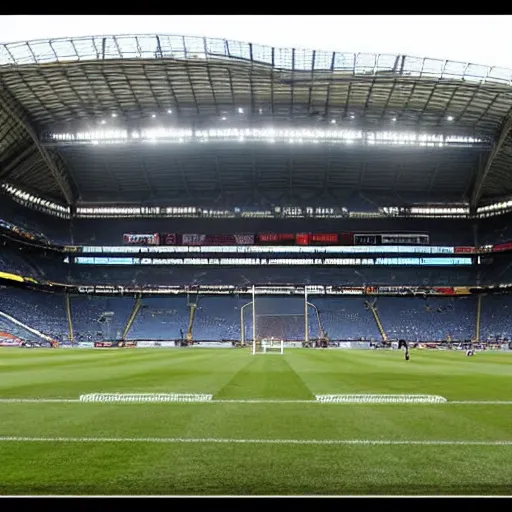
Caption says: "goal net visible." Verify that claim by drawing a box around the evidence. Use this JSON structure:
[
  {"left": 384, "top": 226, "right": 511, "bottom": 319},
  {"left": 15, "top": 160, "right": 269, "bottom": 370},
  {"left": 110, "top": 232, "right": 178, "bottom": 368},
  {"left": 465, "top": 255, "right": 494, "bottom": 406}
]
[{"left": 248, "top": 294, "right": 308, "bottom": 354}]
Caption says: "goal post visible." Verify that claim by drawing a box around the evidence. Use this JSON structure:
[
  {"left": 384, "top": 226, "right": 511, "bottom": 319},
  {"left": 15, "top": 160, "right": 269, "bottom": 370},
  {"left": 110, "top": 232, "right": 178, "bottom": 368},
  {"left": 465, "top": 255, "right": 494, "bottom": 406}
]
[{"left": 245, "top": 286, "right": 321, "bottom": 354}]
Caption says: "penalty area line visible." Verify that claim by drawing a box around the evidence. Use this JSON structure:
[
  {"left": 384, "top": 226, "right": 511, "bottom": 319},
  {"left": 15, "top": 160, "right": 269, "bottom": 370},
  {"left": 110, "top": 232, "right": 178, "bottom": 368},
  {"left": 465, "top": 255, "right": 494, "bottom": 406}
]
[{"left": 0, "top": 436, "right": 511, "bottom": 446}]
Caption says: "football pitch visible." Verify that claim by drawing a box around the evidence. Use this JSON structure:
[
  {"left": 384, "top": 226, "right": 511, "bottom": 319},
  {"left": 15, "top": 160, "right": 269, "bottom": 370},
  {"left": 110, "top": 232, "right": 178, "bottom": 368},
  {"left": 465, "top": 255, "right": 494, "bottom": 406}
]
[{"left": 1, "top": 347, "right": 511, "bottom": 496}]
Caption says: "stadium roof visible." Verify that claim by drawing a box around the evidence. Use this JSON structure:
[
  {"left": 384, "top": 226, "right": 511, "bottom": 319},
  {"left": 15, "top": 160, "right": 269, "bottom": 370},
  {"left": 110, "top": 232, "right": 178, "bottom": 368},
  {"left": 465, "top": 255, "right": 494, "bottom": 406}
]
[{"left": 0, "top": 34, "right": 511, "bottom": 208}]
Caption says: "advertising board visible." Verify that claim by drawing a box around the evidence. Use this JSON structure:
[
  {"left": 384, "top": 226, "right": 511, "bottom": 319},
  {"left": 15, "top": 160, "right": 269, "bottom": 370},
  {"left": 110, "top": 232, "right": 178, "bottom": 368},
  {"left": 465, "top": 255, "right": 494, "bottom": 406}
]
[
  {"left": 136, "top": 341, "right": 156, "bottom": 347},
  {"left": 136, "top": 341, "right": 177, "bottom": 348},
  {"left": 190, "top": 342, "right": 233, "bottom": 348},
  {"left": 0, "top": 340, "right": 20, "bottom": 347},
  {"left": 94, "top": 341, "right": 115, "bottom": 348}
]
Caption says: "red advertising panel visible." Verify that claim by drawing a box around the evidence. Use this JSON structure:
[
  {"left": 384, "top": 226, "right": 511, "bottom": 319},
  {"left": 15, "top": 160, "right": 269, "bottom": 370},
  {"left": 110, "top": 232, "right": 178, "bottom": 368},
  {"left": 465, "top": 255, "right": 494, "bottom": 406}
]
[
  {"left": 433, "top": 287, "right": 455, "bottom": 295},
  {"left": 493, "top": 242, "right": 512, "bottom": 252},
  {"left": 296, "top": 233, "right": 310, "bottom": 245},
  {"left": 310, "top": 233, "right": 339, "bottom": 244},
  {"left": 118, "top": 341, "right": 137, "bottom": 347},
  {"left": 257, "top": 233, "right": 295, "bottom": 244},
  {"left": 94, "top": 341, "right": 114, "bottom": 347},
  {"left": 339, "top": 232, "right": 354, "bottom": 245},
  {"left": 182, "top": 234, "right": 255, "bottom": 246},
  {"left": 455, "top": 246, "right": 476, "bottom": 253},
  {"left": 262, "top": 233, "right": 338, "bottom": 245}
]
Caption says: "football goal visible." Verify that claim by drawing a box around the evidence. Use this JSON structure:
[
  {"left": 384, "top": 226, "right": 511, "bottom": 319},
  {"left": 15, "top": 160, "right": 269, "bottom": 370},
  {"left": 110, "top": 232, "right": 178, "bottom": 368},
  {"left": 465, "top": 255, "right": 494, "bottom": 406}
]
[{"left": 241, "top": 286, "right": 322, "bottom": 354}]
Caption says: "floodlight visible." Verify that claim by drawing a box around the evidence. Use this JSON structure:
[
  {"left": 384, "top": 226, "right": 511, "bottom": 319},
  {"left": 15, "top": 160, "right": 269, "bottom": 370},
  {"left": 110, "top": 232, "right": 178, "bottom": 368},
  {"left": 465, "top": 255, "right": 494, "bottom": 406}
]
[
  {"left": 167, "top": 109, "right": 172, "bottom": 114},
  {"left": 350, "top": 115, "right": 355, "bottom": 119},
  {"left": 100, "top": 120, "right": 106, "bottom": 125},
  {"left": 221, "top": 116, "right": 227, "bottom": 120},
  {"left": 111, "top": 113, "right": 117, "bottom": 118},
  {"left": 447, "top": 115, "right": 454, "bottom": 121},
  {"left": 238, "top": 108, "right": 244, "bottom": 114},
  {"left": 330, "top": 119, "right": 336, "bottom": 124},
  {"left": 151, "top": 114, "right": 156, "bottom": 118},
  {"left": 391, "top": 117, "right": 397, "bottom": 122}
]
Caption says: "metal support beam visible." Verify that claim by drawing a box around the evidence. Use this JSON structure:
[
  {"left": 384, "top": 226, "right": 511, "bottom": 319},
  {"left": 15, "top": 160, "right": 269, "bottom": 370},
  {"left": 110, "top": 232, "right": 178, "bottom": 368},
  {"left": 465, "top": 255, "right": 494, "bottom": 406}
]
[
  {"left": 0, "top": 145, "right": 35, "bottom": 179},
  {"left": 0, "top": 85, "right": 75, "bottom": 205},
  {"left": 471, "top": 115, "right": 512, "bottom": 208}
]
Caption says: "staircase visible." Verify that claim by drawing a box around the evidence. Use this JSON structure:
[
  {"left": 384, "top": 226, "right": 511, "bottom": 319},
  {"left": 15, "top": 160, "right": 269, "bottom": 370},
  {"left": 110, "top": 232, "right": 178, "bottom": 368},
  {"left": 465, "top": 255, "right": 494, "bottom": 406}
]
[
  {"left": 368, "top": 300, "right": 388, "bottom": 341},
  {"left": 65, "top": 294, "right": 74, "bottom": 343},
  {"left": 187, "top": 303, "right": 198, "bottom": 343},
  {"left": 475, "top": 295, "right": 482, "bottom": 342},
  {"left": 123, "top": 296, "right": 142, "bottom": 340}
]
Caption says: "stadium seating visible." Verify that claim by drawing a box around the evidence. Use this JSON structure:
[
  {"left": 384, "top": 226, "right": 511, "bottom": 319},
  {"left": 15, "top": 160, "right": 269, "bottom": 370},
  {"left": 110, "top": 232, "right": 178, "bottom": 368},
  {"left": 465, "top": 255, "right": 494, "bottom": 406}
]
[
  {"left": 310, "top": 298, "right": 380, "bottom": 340},
  {"left": 0, "top": 286, "right": 68, "bottom": 340},
  {"left": 0, "top": 316, "right": 41, "bottom": 342},
  {"left": 70, "top": 296, "right": 133, "bottom": 341},
  {"left": 128, "top": 297, "right": 253, "bottom": 341},
  {"left": 480, "top": 294, "right": 512, "bottom": 341},
  {"left": 478, "top": 215, "right": 512, "bottom": 246},
  {"left": 69, "top": 266, "right": 477, "bottom": 287},
  {"left": 376, "top": 297, "right": 477, "bottom": 341},
  {"left": 0, "top": 251, "right": 40, "bottom": 277},
  {"left": 0, "top": 284, "right": 509, "bottom": 342},
  {"left": 129, "top": 297, "right": 188, "bottom": 340},
  {"left": 187, "top": 297, "right": 246, "bottom": 340}
]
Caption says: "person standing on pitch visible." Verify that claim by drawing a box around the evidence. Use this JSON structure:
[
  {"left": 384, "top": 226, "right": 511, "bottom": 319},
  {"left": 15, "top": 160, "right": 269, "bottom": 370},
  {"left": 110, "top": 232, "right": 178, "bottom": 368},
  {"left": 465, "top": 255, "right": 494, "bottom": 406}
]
[{"left": 398, "top": 340, "right": 410, "bottom": 360}]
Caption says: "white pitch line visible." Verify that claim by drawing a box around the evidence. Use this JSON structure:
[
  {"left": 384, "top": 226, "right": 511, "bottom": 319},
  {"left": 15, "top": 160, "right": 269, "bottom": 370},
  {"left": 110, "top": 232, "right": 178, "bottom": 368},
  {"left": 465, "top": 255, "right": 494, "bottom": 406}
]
[
  {"left": 0, "top": 399, "right": 80, "bottom": 403},
  {"left": 181, "top": 399, "right": 315, "bottom": 403},
  {"left": 0, "top": 436, "right": 511, "bottom": 446},
  {"left": 448, "top": 401, "right": 512, "bottom": 405}
]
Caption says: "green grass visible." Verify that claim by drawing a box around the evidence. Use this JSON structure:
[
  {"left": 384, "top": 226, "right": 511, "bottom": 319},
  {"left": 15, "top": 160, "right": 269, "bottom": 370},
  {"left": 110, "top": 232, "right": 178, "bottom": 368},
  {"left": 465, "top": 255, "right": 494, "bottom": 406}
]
[{"left": 1, "top": 347, "right": 512, "bottom": 495}]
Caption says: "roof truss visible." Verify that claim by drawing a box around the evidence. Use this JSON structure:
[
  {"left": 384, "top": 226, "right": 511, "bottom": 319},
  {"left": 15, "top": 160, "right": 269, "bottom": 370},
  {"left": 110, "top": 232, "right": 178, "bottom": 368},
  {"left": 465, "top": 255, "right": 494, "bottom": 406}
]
[
  {"left": 1, "top": 35, "right": 512, "bottom": 206},
  {"left": 0, "top": 83, "right": 75, "bottom": 204},
  {"left": 471, "top": 114, "right": 512, "bottom": 207}
]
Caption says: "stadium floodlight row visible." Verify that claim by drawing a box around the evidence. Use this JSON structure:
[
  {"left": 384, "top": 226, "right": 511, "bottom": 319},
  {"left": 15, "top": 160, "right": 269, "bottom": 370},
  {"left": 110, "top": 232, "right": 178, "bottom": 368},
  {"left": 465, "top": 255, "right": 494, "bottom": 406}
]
[
  {"left": 46, "top": 128, "right": 487, "bottom": 148},
  {"left": 3, "top": 183, "right": 512, "bottom": 220}
]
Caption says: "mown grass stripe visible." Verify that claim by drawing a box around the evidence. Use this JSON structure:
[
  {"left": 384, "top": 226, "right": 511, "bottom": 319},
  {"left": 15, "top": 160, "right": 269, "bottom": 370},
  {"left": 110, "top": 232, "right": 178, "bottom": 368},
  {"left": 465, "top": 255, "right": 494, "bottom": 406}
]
[{"left": 0, "top": 436, "right": 512, "bottom": 446}]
